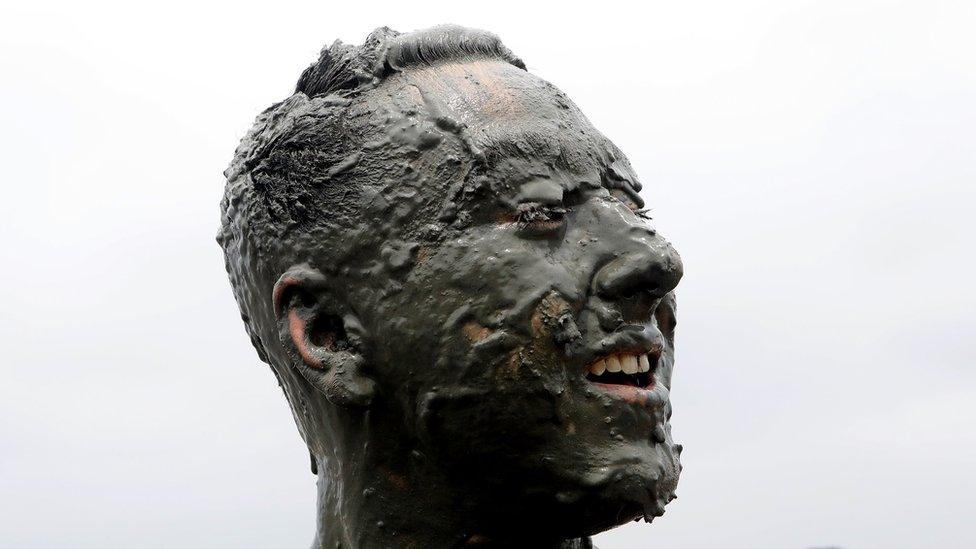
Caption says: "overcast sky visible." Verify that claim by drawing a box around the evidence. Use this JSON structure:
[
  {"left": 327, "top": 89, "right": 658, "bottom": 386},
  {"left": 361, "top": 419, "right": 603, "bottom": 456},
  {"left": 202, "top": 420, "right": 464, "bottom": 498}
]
[{"left": 1, "top": 1, "right": 973, "bottom": 548}]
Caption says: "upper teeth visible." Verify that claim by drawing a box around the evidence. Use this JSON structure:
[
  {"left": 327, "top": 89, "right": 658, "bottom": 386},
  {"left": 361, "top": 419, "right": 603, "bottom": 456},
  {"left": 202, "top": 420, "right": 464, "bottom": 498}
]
[{"left": 588, "top": 353, "right": 652, "bottom": 375}]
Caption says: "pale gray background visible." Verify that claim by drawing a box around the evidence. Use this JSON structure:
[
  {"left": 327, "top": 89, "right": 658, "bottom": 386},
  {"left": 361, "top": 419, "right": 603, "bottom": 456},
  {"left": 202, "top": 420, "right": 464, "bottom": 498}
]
[{"left": 2, "top": 1, "right": 973, "bottom": 547}]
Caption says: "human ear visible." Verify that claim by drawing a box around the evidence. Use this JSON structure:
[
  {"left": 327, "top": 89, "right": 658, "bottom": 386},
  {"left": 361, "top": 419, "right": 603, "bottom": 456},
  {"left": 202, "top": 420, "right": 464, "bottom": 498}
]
[{"left": 272, "top": 264, "right": 376, "bottom": 408}]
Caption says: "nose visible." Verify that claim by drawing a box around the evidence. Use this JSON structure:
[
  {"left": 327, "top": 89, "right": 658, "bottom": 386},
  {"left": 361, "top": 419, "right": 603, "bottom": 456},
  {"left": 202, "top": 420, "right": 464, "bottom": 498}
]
[{"left": 592, "top": 235, "right": 683, "bottom": 300}]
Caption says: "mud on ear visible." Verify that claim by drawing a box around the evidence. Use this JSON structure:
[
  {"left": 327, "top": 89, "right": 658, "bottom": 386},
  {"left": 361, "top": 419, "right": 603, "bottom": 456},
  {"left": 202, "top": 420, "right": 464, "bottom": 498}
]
[{"left": 273, "top": 264, "right": 376, "bottom": 408}]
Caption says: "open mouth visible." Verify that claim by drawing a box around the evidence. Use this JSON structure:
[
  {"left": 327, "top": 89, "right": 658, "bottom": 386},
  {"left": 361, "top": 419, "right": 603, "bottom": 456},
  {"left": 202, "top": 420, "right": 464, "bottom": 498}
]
[{"left": 585, "top": 352, "right": 656, "bottom": 388}]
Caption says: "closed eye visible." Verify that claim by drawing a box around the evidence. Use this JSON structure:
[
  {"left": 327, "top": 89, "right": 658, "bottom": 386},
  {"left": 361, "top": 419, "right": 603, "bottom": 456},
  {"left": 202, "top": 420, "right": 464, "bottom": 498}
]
[
  {"left": 512, "top": 202, "right": 569, "bottom": 237},
  {"left": 634, "top": 207, "right": 653, "bottom": 220},
  {"left": 515, "top": 202, "right": 567, "bottom": 222},
  {"left": 609, "top": 188, "right": 643, "bottom": 212}
]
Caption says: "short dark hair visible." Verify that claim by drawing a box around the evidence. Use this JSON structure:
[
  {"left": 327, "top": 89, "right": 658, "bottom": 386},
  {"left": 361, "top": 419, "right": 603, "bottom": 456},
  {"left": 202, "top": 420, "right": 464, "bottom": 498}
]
[
  {"left": 218, "top": 25, "right": 526, "bottom": 364},
  {"left": 296, "top": 25, "right": 525, "bottom": 98}
]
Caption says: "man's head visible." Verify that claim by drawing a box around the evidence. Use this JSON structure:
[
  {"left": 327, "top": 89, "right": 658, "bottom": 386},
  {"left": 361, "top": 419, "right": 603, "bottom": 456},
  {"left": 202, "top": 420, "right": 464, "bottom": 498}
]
[{"left": 219, "top": 25, "right": 683, "bottom": 539}]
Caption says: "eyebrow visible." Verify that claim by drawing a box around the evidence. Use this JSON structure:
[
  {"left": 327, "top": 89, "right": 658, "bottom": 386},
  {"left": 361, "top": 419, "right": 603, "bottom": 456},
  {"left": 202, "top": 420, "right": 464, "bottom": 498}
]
[
  {"left": 472, "top": 126, "right": 646, "bottom": 207},
  {"left": 476, "top": 126, "right": 566, "bottom": 163}
]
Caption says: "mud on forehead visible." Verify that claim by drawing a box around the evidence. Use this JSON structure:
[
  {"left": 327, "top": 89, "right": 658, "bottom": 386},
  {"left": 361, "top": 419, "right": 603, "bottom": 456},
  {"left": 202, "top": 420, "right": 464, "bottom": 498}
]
[{"left": 360, "top": 58, "right": 643, "bottom": 201}]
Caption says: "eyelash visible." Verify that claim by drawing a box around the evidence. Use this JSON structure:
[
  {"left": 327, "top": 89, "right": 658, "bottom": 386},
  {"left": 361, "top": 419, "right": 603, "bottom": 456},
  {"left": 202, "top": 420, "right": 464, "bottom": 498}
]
[
  {"left": 515, "top": 203, "right": 569, "bottom": 224},
  {"left": 509, "top": 196, "right": 645, "bottom": 227}
]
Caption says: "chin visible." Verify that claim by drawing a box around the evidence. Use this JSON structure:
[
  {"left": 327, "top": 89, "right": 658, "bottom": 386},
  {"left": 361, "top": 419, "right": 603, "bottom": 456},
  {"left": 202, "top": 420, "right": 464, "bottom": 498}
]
[
  {"left": 480, "top": 438, "right": 682, "bottom": 540},
  {"left": 416, "top": 383, "right": 681, "bottom": 533},
  {"left": 546, "top": 445, "right": 682, "bottom": 535},
  {"left": 500, "top": 471, "right": 680, "bottom": 540}
]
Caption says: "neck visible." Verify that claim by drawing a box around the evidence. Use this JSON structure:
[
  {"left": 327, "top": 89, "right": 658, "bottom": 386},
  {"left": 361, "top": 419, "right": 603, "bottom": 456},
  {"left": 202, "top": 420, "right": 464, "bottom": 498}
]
[{"left": 309, "top": 452, "right": 593, "bottom": 549}]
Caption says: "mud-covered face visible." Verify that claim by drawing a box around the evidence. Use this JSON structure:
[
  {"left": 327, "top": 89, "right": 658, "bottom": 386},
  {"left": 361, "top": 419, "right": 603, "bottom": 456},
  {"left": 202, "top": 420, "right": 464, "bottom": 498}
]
[{"left": 355, "top": 60, "right": 684, "bottom": 536}]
